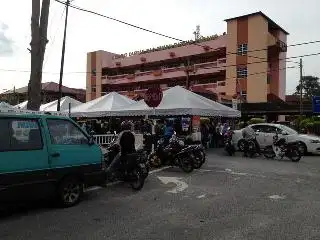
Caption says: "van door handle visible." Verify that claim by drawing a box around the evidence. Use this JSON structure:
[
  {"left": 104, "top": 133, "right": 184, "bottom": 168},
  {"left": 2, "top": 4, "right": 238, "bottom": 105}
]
[{"left": 51, "top": 153, "right": 60, "bottom": 158}]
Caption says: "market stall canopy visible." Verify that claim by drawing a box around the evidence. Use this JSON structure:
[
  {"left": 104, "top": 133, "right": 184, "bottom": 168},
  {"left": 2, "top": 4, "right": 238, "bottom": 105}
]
[
  {"left": 0, "top": 102, "right": 16, "bottom": 113},
  {"left": 40, "top": 96, "right": 82, "bottom": 112},
  {"left": 0, "top": 101, "right": 13, "bottom": 109},
  {"left": 14, "top": 100, "right": 28, "bottom": 110},
  {"left": 0, "top": 101, "right": 66, "bottom": 115},
  {"left": 111, "top": 86, "right": 241, "bottom": 117},
  {"left": 70, "top": 92, "right": 136, "bottom": 117}
]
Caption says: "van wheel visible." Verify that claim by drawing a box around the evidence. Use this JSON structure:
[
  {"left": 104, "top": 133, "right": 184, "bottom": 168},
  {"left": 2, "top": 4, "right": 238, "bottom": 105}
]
[{"left": 57, "top": 176, "right": 83, "bottom": 208}]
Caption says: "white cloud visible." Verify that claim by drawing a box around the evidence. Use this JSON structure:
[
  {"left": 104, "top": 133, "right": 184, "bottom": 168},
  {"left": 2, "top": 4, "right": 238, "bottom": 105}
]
[{"left": 0, "top": 22, "right": 14, "bottom": 56}]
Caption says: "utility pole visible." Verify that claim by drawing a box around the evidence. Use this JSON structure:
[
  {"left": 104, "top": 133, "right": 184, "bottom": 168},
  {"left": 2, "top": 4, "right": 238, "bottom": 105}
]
[
  {"left": 193, "top": 25, "right": 200, "bottom": 41},
  {"left": 299, "top": 58, "right": 303, "bottom": 117},
  {"left": 57, "top": 0, "right": 70, "bottom": 111}
]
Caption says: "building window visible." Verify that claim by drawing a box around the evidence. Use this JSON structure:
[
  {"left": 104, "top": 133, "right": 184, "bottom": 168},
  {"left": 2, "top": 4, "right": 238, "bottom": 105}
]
[
  {"left": 237, "top": 43, "right": 248, "bottom": 56},
  {"left": 237, "top": 67, "right": 248, "bottom": 78},
  {"left": 220, "top": 92, "right": 226, "bottom": 96},
  {"left": 91, "top": 86, "right": 96, "bottom": 93}
]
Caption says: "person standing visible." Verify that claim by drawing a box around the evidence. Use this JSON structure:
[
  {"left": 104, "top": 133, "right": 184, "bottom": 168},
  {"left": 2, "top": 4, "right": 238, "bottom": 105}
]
[
  {"left": 209, "top": 121, "right": 217, "bottom": 148},
  {"left": 242, "top": 123, "right": 259, "bottom": 157},
  {"left": 200, "top": 123, "right": 209, "bottom": 148}
]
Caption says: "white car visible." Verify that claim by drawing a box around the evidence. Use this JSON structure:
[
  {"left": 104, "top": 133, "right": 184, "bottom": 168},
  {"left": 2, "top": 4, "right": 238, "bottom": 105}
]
[{"left": 232, "top": 123, "right": 320, "bottom": 155}]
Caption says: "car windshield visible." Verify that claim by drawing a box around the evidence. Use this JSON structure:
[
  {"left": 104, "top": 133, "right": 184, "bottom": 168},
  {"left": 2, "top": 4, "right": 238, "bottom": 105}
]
[{"left": 280, "top": 125, "right": 298, "bottom": 135}]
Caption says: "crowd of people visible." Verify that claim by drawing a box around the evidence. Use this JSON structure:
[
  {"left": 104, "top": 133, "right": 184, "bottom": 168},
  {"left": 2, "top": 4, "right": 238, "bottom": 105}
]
[
  {"left": 77, "top": 117, "right": 237, "bottom": 150},
  {"left": 200, "top": 121, "right": 232, "bottom": 149}
]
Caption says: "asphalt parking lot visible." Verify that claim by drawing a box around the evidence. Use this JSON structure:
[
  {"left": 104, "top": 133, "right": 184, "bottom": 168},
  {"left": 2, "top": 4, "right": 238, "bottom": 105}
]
[{"left": 0, "top": 150, "right": 320, "bottom": 240}]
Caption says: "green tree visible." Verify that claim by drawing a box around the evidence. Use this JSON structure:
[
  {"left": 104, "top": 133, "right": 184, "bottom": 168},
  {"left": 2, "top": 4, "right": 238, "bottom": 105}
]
[{"left": 295, "top": 75, "right": 320, "bottom": 100}]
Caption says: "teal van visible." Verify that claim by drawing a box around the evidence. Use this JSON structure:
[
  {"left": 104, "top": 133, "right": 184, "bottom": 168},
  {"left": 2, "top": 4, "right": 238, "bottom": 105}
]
[{"left": 0, "top": 113, "right": 105, "bottom": 207}]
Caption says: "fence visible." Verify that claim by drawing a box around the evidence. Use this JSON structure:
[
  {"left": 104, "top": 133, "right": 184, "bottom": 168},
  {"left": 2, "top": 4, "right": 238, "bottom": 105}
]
[{"left": 93, "top": 133, "right": 144, "bottom": 149}]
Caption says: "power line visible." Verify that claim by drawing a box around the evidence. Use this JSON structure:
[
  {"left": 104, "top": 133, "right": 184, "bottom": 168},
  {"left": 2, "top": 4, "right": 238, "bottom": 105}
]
[
  {"left": 0, "top": 51, "right": 318, "bottom": 74},
  {"left": 54, "top": 0, "right": 320, "bottom": 62},
  {"left": 43, "top": 6, "right": 66, "bottom": 68}
]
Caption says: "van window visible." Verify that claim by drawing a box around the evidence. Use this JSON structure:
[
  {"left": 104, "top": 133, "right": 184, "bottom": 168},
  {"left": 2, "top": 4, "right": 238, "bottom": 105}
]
[
  {"left": 0, "top": 118, "right": 43, "bottom": 152},
  {"left": 47, "top": 119, "right": 88, "bottom": 145},
  {"left": 0, "top": 119, "right": 10, "bottom": 151}
]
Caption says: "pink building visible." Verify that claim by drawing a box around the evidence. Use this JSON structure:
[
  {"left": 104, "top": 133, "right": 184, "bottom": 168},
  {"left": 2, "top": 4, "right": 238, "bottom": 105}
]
[{"left": 86, "top": 11, "right": 288, "bottom": 104}]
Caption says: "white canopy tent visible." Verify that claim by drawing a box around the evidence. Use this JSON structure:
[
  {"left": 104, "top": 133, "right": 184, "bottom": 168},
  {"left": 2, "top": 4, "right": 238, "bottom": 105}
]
[
  {"left": 40, "top": 96, "right": 82, "bottom": 112},
  {"left": 0, "top": 101, "right": 66, "bottom": 115},
  {"left": 111, "top": 86, "right": 241, "bottom": 117},
  {"left": 70, "top": 92, "right": 136, "bottom": 117},
  {"left": 14, "top": 100, "right": 28, "bottom": 110},
  {"left": 13, "top": 97, "right": 82, "bottom": 113},
  {"left": 0, "top": 102, "right": 16, "bottom": 113}
]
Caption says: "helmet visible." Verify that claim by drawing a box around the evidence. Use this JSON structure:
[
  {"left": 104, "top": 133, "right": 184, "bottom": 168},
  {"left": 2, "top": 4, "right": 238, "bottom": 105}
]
[{"left": 121, "top": 120, "right": 132, "bottom": 131}]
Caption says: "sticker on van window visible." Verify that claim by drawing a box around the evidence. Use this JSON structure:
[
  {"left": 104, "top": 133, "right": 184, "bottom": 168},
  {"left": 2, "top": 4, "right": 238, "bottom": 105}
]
[{"left": 11, "top": 120, "right": 39, "bottom": 142}]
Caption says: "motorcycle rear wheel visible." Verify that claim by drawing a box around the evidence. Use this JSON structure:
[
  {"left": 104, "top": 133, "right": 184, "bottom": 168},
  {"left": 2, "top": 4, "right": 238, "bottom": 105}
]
[
  {"left": 193, "top": 151, "right": 204, "bottom": 169},
  {"left": 130, "top": 167, "right": 145, "bottom": 190},
  {"left": 148, "top": 153, "right": 162, "bottom": 168},
  {"left": 179, "top": 156, "right": 194, "bottom": 173},
  {"left": 288, "top": 147, "right": 301, "bottom": 162},
  {"left": 225, "top": 145, "right": 235, "bottom": 156},
  {"left": 263, "top": 146, "right": 276, "bottom": 159},
  {"left": 248, "top": 141, "right": 257, "bottom": 158}
]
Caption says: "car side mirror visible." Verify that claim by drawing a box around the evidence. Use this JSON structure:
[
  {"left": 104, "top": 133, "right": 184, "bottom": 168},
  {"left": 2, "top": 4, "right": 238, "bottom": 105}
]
[{"left": 281, "top": 131, "right": 289, "bottom": 135}]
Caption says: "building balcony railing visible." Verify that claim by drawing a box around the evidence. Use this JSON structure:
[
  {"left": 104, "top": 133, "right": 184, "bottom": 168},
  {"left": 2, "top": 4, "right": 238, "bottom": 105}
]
[
  {"left": 267, "top": 33, "right": 287, "bottom": 52},
  {"left": 101, "top": 58, "right": 226, "bottom": 85},
  {"left": 113, "top": 83, "right": 226, "bottom": 97}
]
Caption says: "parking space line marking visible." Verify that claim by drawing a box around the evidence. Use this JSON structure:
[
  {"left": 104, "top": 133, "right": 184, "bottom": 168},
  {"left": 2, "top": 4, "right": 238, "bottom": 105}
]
[
  {"left": 150, "top": 166, "right": 171, "bottom": 174},
  {"left": 86, "top": 167, "right": 170, "bottom": 193}
]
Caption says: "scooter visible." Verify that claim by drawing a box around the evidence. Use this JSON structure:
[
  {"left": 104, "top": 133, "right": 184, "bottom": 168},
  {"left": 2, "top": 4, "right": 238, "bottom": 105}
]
[
  {"left": 104, "top": 132, "right": 148, "bottom": 190},
  {"left": 263, "top": 132, "right": 301, "bottom": 162},
  {"left": 178, "top": 135, "right": 206, "bottom": 169},
  {"left": 149, "top": 132, "right": 195, "bottom": 173}
]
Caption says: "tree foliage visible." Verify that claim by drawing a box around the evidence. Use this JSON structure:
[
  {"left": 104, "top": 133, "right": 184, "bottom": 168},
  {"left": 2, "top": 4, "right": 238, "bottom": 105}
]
[{"left": 295, "top": 75, "right": 320, "bottom": 100}]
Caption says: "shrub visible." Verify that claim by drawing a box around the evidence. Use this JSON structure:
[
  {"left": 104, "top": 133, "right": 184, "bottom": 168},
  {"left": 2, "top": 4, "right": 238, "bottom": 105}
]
[
  {"left": 200, "top": 118, "right": 210, "bottom": 125},
  {"left": 248, "top": 118, "right": 265, "bottom": 124}
]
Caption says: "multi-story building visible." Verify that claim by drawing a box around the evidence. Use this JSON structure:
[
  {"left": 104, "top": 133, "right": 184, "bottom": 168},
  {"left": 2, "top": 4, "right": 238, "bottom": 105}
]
[
  {"left": 86, "top": 11, "right": 288, "bottom": 104},
  {"left": 0, "top": 82, "right": 86, "bottom": 105}
]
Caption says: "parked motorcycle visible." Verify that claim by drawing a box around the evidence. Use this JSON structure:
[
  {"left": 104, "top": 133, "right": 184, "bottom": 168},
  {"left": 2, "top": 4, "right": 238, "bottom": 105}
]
[
  {"left": 177, "top": 135, "right": 206, "bottom": 169},
  {"left": 263, "top": 132, "right": 301, "bottom": 162},
  {"left": 104, "top": 133, "right": 148, "bottom": 190},
  {"left": 148, "top": 133, "right": 195, "bottom": 173},
  {"left": 224, "top": 127, "right": 236, "bottom": 156}
]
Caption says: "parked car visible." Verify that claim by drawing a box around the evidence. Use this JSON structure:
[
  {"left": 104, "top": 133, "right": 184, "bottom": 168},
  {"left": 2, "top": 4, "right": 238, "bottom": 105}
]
[
  {"left": 0, "top": 113, "right": 106, "bottom": 207},
  {"left": 233, "top": 123, "right": 320, "bottom": 155}
]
